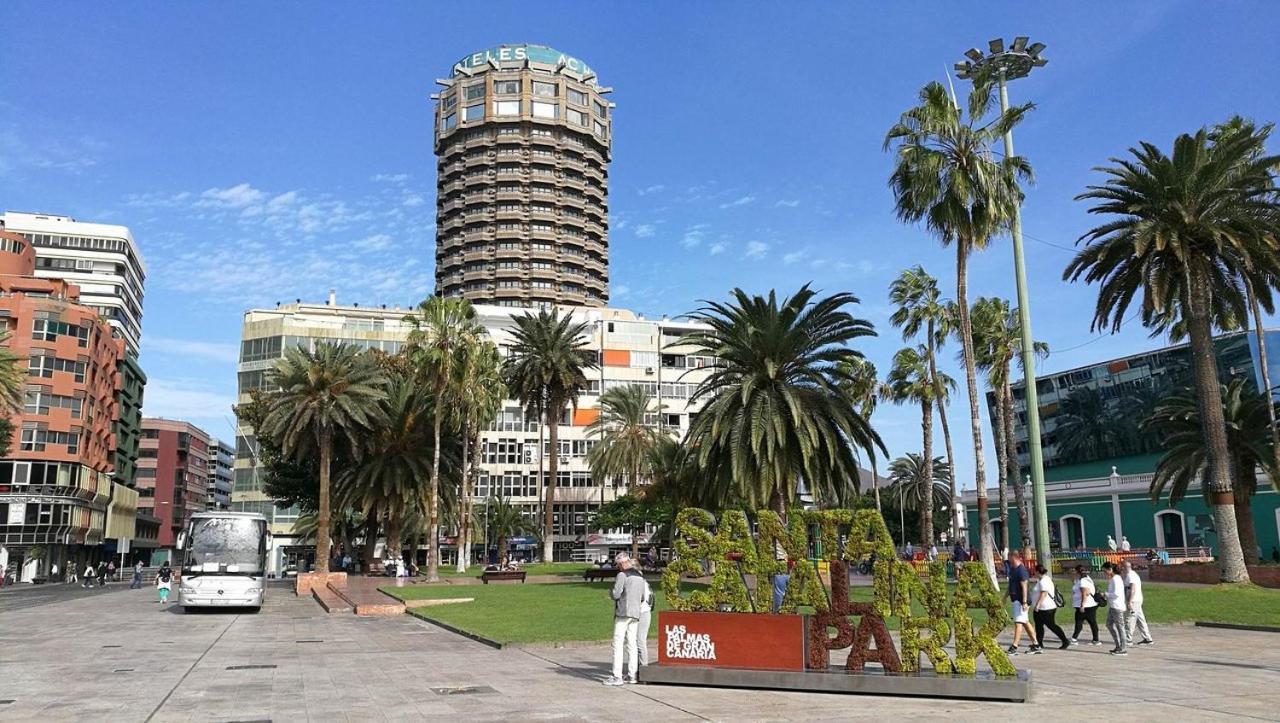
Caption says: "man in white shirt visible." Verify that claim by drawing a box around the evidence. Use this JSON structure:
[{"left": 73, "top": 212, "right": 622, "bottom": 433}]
[
  {"left": 1103, "top": 563, "right": 1128, "bottom": 655},
  {"left": 1122, "top": 561, "right": 1154, "bottom": 646}
]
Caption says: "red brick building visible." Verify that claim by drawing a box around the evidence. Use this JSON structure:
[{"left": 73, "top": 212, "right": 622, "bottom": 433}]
[
  {"left": 0, "top": 230, "right": 136, "bottom": 579},
  {"left": 138, "top": 418, "right": 210, "bottom": 548}
]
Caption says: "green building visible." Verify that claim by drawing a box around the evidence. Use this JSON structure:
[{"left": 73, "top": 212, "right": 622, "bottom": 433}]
[
  {"left": 113, "top": 353, "right": 146, "bottom": 488},
  {"left": 963, "top": 330, "right": 1280, "bottom": 557}
]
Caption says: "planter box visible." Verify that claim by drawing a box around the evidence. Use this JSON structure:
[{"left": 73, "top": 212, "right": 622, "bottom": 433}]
[
  {"left": 658, "top": 610, "right": 805, "bottom": 672},
  {"left": 295, "top": 571, "right": 347, "bottom": 596},
  {"left": 1148, "top": 564, "right": 1280, "bottom": 588}
]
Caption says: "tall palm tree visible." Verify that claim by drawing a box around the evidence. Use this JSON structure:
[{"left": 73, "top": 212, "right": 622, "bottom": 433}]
[
  {"left": 261, "top": 343, "right": 388, "bottom": 574},
  {"left": 1143, "top": 379, "right": 1274, "bottom": 564},
  {"left": 0, "top": 332, "right": 25, "bottom": 414},
  {"left": 972, "top": 296, "right": 1049, "bottom": 556},
  {"left": 586, "top": 384, "right": 662, "bottom": 497},
  {"left": 887, "top": 453, "right": 953, "bottom": 518},
  {"left": 884, "top": 346, "right": 953, "bottom": 546},
  {"left": 683, "top": 285, "right": 886, "bottom": 515},
  {"left": 1052, "top": 388, "right": 1121, "bottom": 464},
  {"left": 404, "top": 296, "right": 481, "bottom": 581},
  {"left": 484, "top": 496, "right": 532, "bottom": 567},
  {"left": 839, "top": 357, "right": 883, "bottom": 512},
  {"left": 1065, "top": 125, "right": 1280, "bottom": 582},
  {"left": 503, "top": 309, "right": 597, "bottom": 563},
  {"left": 885, "top": 80, "right": 1032, "bottom": 576},
  {"left": 451, "top": 339, "right": 506, "bottom": 572},
  {"left": 889, "top": 266, "right": 959, "bottom": 537}
]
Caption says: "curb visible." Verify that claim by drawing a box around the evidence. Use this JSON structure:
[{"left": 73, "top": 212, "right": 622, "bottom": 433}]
[
  {"left": 1194, "top": 621, "right": 1280, "bottom": 634},
  {"left": 406, "top": 610, "right": 507, "bottom": 649}
]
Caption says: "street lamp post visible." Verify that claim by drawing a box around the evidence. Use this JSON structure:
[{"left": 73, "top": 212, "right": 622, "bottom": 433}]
[{"left": 955, "top": 37, "right": 1052, "bottom": 564}]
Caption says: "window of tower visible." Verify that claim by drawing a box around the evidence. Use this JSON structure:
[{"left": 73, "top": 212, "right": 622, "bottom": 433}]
[
  {"left": 567, "top": 108, "right": 587, "bottom": 127},
  {"left": 465, "top": 84, "right": 485, "bottom": 100},
  {"left": 442, "top": 113, "right": 457, "bottom": 130},
  {"left": 593, "top": 100, "right": 608, "bottom": 118},
  {"left": 567, "top": 88, "right": 587, "bottom": 106},
  {"left": 493, "top": 100, "right": 521, "bottom": 116},
  {"left": 463, "top": 104, "right": 484, "bottom": 121},
  {"left": 532, "top": 101, "right": 558, "bottom": 119},
  {"left": 493, "top": 79, "right": 521, "bottom": 95},
  {"left": 533, "top": 81, "right": 558, "bottom": 98}
]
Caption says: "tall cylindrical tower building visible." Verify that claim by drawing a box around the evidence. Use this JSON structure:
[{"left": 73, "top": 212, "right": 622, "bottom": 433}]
[{"left": 433, "top": 44, "right": 612, "bottom": 308}]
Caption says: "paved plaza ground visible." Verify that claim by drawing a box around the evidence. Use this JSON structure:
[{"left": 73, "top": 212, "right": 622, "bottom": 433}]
[{"left": 0, "top": 582, "right": 1277, "bottom": 721}]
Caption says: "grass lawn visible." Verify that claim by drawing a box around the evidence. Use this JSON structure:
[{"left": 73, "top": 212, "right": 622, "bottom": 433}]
[
  {"left": 425, "top": 562, "right": 594, "bottom": 579},
  {"left": 385, "top": 579, "right": 1280, "bottom": 645}
]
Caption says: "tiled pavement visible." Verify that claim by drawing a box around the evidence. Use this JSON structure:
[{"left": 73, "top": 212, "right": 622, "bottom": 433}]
[{"left": 0, "top": 583, "right": 1277, "bottom": 721}]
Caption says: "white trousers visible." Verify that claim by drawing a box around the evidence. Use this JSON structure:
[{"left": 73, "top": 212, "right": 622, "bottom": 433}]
[
  {"left": 611, "top": 616, "right": 639, "bottom": 680},
  {"left": 1126, "top": 603, "right": 1152, "bottom": 643},
  {"left": 637, "top": 606, "right": 651, "bottom": 666}
]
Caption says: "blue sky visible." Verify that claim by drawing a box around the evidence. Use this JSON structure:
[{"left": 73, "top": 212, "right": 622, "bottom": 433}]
[{"left": 3, "top": 2, "right": 1280, "bottom": 492}]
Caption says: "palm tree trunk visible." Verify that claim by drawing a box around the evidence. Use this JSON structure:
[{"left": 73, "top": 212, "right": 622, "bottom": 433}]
[
  {"left": 470, "top": 425, "right": 483, "bottom": 565},
  {"left": 361, "top": 510, "right": 378, "bottom": 572},
  {"left": 921, "top": 399, "right": 935, "bottom": 549},
  {"left": 957, "top": 245, "right": 995, "bottom": 580},
  {"left": 315, "top": 427, "right": 333, "bottom": 574},
  {"left": 1004, "top": 382, "right": 1033, "bottom": 557},
  {"left": 1236, "top": 458, "right": 1259, "bottom": 566},
  {"left": 498, "top": 534, "right": 508, "bottom": 567},
  {"left": 427, "top": 386, "right": 444, "bottom": 582},
  {"left": 1246, "top": 280, "right": 1280, "bottom": 483},
  {"left": 543, "top": 404, "right": 559, "bottom": 564},
  {"left": 991, "top": 381, "right": 1010, "bottom": 555},
  {"left": 871, "top": 455, "right": 882, "bottom": 514},
  {"left": 456, "top": 417, "right": 473, "bottom": 574},
  {"left": 387, "top": 510, "right": 403, "bottom": 571},
  {"left": 1185, "top": 268, "right": 1250, "bottom": 583},
  {"left": 928, "top": 321, "right": 959, "bottom": 539}
]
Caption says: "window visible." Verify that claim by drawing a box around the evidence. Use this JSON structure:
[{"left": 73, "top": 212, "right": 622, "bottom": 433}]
[
  {"left": 567, "top": 88, "right": 587, "bottom": 106},
  {"left": 493, "top": 100, "right": 520, "bottom": 116},
  {"left": 533, "top": 81, "right": 557, "bottom": 98},
  {"left": 32, "top": 318, "right": 90, "bottom": 346},
  {"left": 463, "top": 104, "right": 484, "bottom": 121},
  {"left": 493, "top": 79, "right": 521, "bottom": 95},
  {"left": 567, "top": 108, "right": 587, "bottom": 126},
  {"left": 441, "top": 113, "right": 457, "bottom": 131},
  {"left": 594, "top": 121, "right": 606, "bottom": 137},
  {"left": 465, "top": 83, "right": 485, "bottom": 100},
  {"left": 532, "top": 101, "right": 558, "bottom": 119},
  {"left": 443, "top": 94, "right": 457, "bottom": 111}
]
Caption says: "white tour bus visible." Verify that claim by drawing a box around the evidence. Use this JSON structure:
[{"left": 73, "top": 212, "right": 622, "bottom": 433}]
[{"left": 176, "top": 511, "right": 272, "bottom": 610}]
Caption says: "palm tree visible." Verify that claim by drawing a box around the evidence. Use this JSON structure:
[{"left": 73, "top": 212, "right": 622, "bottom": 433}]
[
  {"left": 261, "top": 343, "right": 388, "bottom": 574},
  {"left": 1064, "top": 125, "right": 1279, "bottom": 582},
  {"left": 484, "top": 497, "right": 532, "bottom": 567},
  {"left": 972, "top": 296, "right": 1049, "bottom": 556},
  {"left": 404, "top": 296, "right": 482, "bottom": 581},
  {"left": 683, "top": 285, "right": 886, "bottom": 515},
  {"left": 887, "top": 453, "right": 953, "bottom": 518},
  {"left": 503, "top": 309, "right": 597, "bottom": 564},
  {"left": 884, "top": 346, "right": 953, "bottom": 546},
  {"left": 885, "top": 79, "right": 1032, "bottom": 576},
  {"left": 451, "top": 339, "right": 505, "bottom": 572},
  {"left": 586, "top": 384, "right": 662, "bottom": 499},
  {"left": 1144, "top": 379, "right": 1274, "bottom": 564},
  {"left": 839, "top": 357, "right": 883, "bottom": 512},
  {"left": 0, "top": 332, "right": 25, "bottom": 414},
  {"left": 1053, "top": 388, "right": 1121, "bottom": 464},
  {"left": 889, "top": 266, "right": 959, "bottom": 537}
]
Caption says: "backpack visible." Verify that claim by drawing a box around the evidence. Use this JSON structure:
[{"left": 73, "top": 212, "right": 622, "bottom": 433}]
[
  {"left": 1052, "top": 589, "right": 1065, "bottom": 607},
  {"left": 158, "top": 568, "right": 172, "bottom": 583},
  {"left": 1093, "top": 591, "right": 1108, "bottom": 607}
]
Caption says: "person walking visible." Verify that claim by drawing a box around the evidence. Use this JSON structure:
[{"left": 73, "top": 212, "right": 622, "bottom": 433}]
[
  {"left": 1031, "top": 564, "right": 1070, "bottom": 650},
  {"left": 96, "top": 561, "right": 108, "bottom": 587},
  {"left": 156, "top": 563, "right": 174, "bottom": 608},
  {"left": 1103, "top": 563, "right": 1128, "bottom": 655},
  {"left": 626, "top": 565, "right": 655, "bottom": 668},
  {"left": 50, "top": 562, "right": 58, "bottom": 583},
  {"left": 604, "top": 553, "right": 646, "bottom": 686},
  {"left": 106, "top": 560, "right": 117, "bottom": 582},
  {"left": 1122, "top": 561, "right": 1154, "bottom": 646},
  {"left": 66, "top": 560, "right": 76, "bottom": 584},
  {"left": 81, "top": 563, "right": 96, "bottom": 589},
  {"left": 131, "top": 561, "right": 144, "bottom": 589},
  {"left": 1005, "top": 552, "right": 1040, "bottom": 655},
  {"left": 1070, "top": 565, "right": 1101, "bottom": 646}
]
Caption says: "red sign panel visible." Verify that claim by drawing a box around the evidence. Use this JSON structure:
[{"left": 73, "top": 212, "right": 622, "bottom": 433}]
[{"left": 658, "top": 610, "right": 806, "bottom": 672}]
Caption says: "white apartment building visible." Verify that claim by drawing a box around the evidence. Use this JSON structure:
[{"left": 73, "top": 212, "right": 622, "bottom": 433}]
[
  {"left": 233, "top": 293, "right": 713, "bottom": 572},
  {"left": 0, "top": 211, "right": 147, "bottom": 355}
]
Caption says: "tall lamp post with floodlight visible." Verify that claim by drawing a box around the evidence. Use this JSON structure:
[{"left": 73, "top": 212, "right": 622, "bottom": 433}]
[{"left": 954, "top": 37, "right": 1051, "bottom": 565}]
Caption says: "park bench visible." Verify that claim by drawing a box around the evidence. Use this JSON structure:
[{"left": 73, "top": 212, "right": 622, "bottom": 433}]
[
  {"left": 480, "top": 570, "right": 526, "bottom": 584},
  {"left": 583, "top": 567, "right": 622, "bottom": 582}
]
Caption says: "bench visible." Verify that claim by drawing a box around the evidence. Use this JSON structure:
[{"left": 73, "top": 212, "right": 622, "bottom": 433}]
[
  {"left": 583, "top": 568, "right": 624, "bottom": 582},
  {"left": 480, "top": 570, "right": 527, "bottom": 584}
]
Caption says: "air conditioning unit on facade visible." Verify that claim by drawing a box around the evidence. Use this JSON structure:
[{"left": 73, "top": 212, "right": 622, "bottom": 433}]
[{"left": 645, "top": 367, "right": 654, "bottom": 375}]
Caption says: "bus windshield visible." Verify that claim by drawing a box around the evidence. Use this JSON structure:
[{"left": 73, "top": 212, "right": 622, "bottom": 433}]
[{"left": 183, "top": 517, "right": 266, "bottom": 575}]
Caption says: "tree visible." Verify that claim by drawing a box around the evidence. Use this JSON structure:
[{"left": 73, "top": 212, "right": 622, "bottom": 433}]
[
  {"left": 838, "top": 357, "right": 883, "bottom": 512},
  {"left": 972, "top": 296, "right": 1048, "bottom": 556},
  {"left": 503, "top": 309, "right": 597, "bottom": 563},
  {"left": 405, "top": 296, "right": 482, "bottom": 582},
  {"left": 1144, "top": 379, "right": 1273, "bottom": 564},
  {"left": 884, "top": 346, "right": 952, "bottom": 546},
  {"left": 886, "top": 453, "right": 953, "bottom": 521},
  {"left": 586, "top": 384, "right": 662, "bottom": 505},
  {"left": 0, "top": 333, "right": 25, "bottom": 413},
  {"left": 260, "top": 343, "right": 388, "bottom": 574},
  {"left": 885, "top": 79, "right": 1032, "bottom": 577},
  {"left": 684, "top": 285, "right": 886, "bottom": 514},
  {"left": 1065, "top": 123, "right": 1279, "bottom": 582},
  {"left": 1052, "top": 388, "right": 1121, "bottom": 464},
  {"left": 450, "top": 338, "right": 505, "bottom": 572},
  {"left": 483, "top": 497, "right": 532, "bottom": 567},
  {"left": 889, "top": 266, "right": 959, "bottom": 537},
  {"left": 591, "top": 493, "right": 673, "bottom": 560}
]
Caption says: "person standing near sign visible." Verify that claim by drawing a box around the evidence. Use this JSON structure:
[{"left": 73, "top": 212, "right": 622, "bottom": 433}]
[
  {"left": 625, "top": 564, "right": 655, "bottom": 668},
  {"left": 604, "top": 553, "right": 646, "bottom": 686}
]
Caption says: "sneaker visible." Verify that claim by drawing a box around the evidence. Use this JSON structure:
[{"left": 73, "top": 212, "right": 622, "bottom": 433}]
[
  {"left": 1059, "top": 640, "right": 1071, "bottom": 650},
  {"left": 1091, "top": 640, "right": 1102, "bottom": 646},
  {"left": 1006, "top": 645, "right": 1019, "bottom": 655},
  {"left": 1069, "top": 637, "right": 1079, "bottom": 646},
  {"left": 1110, "top": 649, "right": 1128, "bottom": 656},
  {"left": 624, "top": 678, "right": 638, "bottom": 685},
  {"left": 1027, "top": 646, "right": 1042, "bottom": 655},
  {"left": 1138, "top": 639, "right": 1155, "bottom": 646},
  {"left": 602, "top": 677, "right": 625, "bottom": 687}
]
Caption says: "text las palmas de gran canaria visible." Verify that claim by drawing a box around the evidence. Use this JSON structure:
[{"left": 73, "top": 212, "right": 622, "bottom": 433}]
[{"left": 660, "top": 508, "right": 1017, "bottom": 676}]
